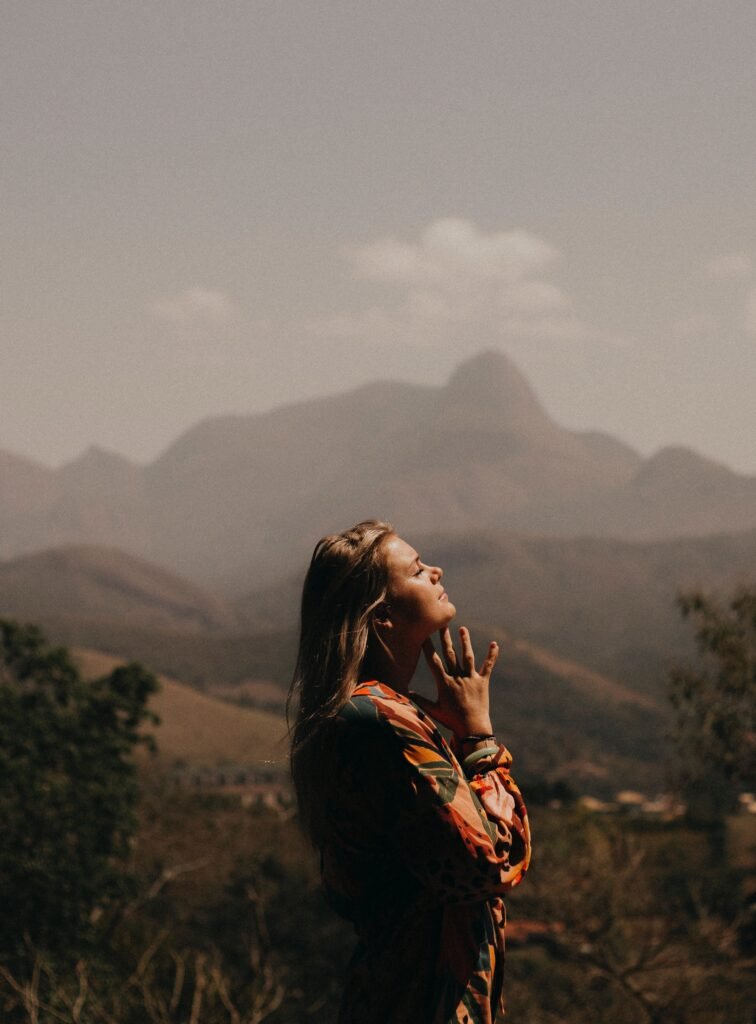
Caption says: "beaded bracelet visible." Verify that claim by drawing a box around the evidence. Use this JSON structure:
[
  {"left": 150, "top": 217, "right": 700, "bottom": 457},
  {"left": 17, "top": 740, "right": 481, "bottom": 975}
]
[{"left": 461, "top": 745, "right": 500, "bottom": 771}]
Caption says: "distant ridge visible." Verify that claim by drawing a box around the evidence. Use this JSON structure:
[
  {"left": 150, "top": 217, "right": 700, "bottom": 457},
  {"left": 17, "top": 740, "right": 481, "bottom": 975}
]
[
  {"left": 0, "top": 544, "right": 692, "bottom": 794},
  {"left": 237, "top": 525, "right": 756, "bottom": 697},
  {"left": 5, "top": 526, "right": 748, "bottom": 712},
  {"left": 1, "top": 349, "right": 754, "bottom": 585},
  {"left": 0, "top": 545, "right": 239, "bottom": 632},
  {"left": 58, "top": 445, "right": 142, "bottom": 495}
]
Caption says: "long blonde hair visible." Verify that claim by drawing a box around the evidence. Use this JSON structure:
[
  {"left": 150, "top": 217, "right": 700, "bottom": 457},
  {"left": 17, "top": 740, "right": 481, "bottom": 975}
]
[{"left": 288, "top": 519, "right": 394, "bottom": 845}]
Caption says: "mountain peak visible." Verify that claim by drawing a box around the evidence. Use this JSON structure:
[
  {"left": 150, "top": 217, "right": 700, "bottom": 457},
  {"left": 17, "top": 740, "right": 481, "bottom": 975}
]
[
  {"left": 59, "top": 445, "right": 139, "bottom": 478},
  {"left": 57, "top": 445, "right": 142, "bottom": 494},
  {"left": 442, "top": 349, "right": 554, "bottom": 434},
  {"left": 635, "top": 445, "right": 739, "bottom": 486},
  {"left": 62, "top": 444, "right": 135, "bottom": 470}
]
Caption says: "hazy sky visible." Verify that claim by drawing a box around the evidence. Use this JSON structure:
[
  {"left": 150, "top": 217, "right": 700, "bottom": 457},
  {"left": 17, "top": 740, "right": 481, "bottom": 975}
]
[{"left": 3, "top": 1, "right": 755, "bottom": 472}]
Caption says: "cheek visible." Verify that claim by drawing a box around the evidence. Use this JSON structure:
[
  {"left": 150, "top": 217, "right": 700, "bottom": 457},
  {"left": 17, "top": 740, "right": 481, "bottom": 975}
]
[
  {"left": 393, "top": 591, "right": 435, "bottom": 630},
  {"left": 393, "top": 585, "right": 453, "bottom": 632}
]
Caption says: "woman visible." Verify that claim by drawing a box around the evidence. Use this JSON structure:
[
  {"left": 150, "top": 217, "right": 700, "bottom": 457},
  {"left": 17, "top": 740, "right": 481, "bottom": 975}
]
[{"left": 289, "top": 520, "right": 530, "bottom": 1024}]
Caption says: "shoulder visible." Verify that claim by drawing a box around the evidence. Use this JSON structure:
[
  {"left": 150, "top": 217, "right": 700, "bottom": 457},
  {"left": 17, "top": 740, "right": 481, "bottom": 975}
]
[
  {"left": 342, "top": 681, "right": 454, "bottom": 766},
  {"left": 342, "top": 680, "right": 429, "bottom": 733}
]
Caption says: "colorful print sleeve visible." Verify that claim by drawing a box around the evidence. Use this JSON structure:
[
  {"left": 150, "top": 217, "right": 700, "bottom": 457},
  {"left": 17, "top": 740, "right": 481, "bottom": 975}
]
[{"left": 346, "top": 682, "right": 531, "bottom": 906}]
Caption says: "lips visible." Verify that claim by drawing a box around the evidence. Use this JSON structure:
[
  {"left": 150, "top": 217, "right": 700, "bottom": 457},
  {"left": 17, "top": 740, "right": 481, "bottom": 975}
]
[{"left": 439, "top": 589, "right": 448, "bottom": 601}]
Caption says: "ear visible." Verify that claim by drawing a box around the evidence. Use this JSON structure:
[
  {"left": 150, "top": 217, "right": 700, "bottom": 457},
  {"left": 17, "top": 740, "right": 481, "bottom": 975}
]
[{"left": 372, "top": 601, "right": 393, "bottom": 628}]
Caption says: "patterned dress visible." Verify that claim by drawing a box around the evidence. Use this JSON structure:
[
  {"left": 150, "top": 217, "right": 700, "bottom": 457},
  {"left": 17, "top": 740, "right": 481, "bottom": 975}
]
[{"left": 320, "top": 680, "right": 531, "bottom": 1024}]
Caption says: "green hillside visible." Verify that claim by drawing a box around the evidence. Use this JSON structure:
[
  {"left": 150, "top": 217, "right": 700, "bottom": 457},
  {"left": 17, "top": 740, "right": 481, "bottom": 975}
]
[{"left": 72, "top": 647, "right": 288, "bottom": 769}]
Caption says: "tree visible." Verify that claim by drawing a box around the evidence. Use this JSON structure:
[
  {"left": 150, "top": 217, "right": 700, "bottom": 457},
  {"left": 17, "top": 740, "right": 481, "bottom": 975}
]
[
  {"left": 505, "top": 810, "right": 754, "bottom": 1024},
  {"left": 668, "top": 584, "right": 756, "bottom": 820},
  {"left": 0, "top": 619, "right": 159, "bottom": 957}
]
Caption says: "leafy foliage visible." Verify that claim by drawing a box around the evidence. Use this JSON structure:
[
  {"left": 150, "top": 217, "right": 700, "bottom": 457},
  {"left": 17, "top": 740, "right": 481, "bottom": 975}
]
[
  {"left": 1, "top": 614, "right": 753, "bottom": 1022},
  {"left": 668, "top": 585, "right": 756, "bottom": 818},
  {"left": 1, "top": 799, "right": 752, "bottom": 1024},
  {"left": 0, "top": 619, "right": 159, "bottom": 956},
  {"left": 505, "top": 810, "right": 755, "bottom": 1024}
]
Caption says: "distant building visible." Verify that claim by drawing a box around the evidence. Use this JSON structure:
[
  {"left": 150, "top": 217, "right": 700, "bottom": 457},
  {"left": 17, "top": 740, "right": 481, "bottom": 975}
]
[{"left": 578, "top": 795, "right": 615, "bottom": 813}]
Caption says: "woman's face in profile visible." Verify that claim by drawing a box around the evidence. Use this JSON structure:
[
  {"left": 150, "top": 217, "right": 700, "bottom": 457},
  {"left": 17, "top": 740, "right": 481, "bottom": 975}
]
[{"left": 382, "top": 535, "right": 456, "bottom": 643}]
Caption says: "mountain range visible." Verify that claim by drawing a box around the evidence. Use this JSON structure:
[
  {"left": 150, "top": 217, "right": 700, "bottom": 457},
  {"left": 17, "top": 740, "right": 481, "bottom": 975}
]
[
  {"left": 2, "top": 349, "right": 754, "bottom": 794},
  {"left": 2, "top": 350, "right": 755, "bottom": 589}
]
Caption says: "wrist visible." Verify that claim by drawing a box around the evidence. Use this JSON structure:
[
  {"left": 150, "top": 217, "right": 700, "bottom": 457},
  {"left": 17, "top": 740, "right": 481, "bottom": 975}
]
[
  {"left": 455, "top": 732, "right": 497, "bottom": 755},
  {"left": 454, "top": 721, "right": 493, "bottom": 741}
]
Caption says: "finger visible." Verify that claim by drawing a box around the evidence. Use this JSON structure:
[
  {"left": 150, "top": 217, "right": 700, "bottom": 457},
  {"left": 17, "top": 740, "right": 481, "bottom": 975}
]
[
  {"left": 459, "top": 626, "right": 475, "bottom": 673},
  {"left": 440, "top": 626, "right": 458, "bottom": 673},
  {"left": 480, "top": 640, "right": 499, "bottom": 678}
]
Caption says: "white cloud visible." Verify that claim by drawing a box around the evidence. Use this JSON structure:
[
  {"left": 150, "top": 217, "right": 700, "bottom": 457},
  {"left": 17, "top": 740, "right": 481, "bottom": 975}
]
[
  {"left": 746, "top": 286, "right": 756, "bottom": 336},
  {"left": 707, "top": 253, "right": 753, "bottom": 280},
  {"left": 313, "top": 218, "right": 592, "bottom": 348},
  {"left": 349, "top": 218, "right": 558, "bottom": 287},
  {"left": 149, "top": 287, "right": 237, "bottom": 325}
]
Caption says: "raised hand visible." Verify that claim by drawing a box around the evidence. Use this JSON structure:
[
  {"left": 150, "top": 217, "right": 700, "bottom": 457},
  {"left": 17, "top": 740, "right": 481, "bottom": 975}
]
[{"left": 410, "top": 626, "right": 498, "bottom": 738}]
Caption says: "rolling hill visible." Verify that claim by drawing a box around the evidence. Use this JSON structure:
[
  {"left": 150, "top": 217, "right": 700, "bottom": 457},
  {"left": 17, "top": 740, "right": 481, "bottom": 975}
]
[
  {"left": 72, "top": 648, "right": 288, "bottom": 769},
  {"left": 68, "top": 635, "right": 664, "bottom": 795},
  {"left": 237, "top": 525, "right": 756, "bottom": 697},
  {"left": 0, "top": 542, "right": 683, "bottom": 793},
  {"left": 0, "top": 544, "right": 240, "bottom": 631},
  {"left": 7, "top": 528, "right": 751, "bottom": 706}
]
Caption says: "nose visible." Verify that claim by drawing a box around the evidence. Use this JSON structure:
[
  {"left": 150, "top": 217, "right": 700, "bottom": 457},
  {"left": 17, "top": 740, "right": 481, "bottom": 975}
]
[{"left": 431, "top": 564, "right": 443, "bottom": 583}]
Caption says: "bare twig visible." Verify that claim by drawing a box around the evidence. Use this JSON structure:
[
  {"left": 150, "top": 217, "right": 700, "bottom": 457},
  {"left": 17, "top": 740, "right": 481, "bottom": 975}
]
[
  {"left": 169, "top": 951, "right": 186, "bottom": 1016},
  {"left": 144, "top": 859, "right": 210, "bottom": 903},
  {"left": 71, "top": 960, "right": 89, "bottom": 1023},
  {"left": 208, "top": 960, "right": 241, "bottom": 1024},
  {"left": 188, "top": 953, "right": 208, "bottom": 1024}
]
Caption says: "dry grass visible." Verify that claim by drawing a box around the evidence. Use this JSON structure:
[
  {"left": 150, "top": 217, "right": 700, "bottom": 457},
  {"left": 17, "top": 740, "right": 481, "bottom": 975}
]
[
  {"left": 507, "top": 633, "right": 663, "bottom": 711},
  {"left": 72, "top": 647, "right": 288, "bottom": 768}
]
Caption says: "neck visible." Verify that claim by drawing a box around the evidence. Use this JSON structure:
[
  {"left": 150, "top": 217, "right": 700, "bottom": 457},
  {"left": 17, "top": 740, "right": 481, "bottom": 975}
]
[{"left": 362, "top": 642, "right": 421, "bottom": 695}]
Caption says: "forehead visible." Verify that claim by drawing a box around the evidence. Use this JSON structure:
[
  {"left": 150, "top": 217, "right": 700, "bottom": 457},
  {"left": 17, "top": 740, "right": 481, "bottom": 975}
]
[{"left": 382, "top": 534, "right": 418, "bottom": 573}]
